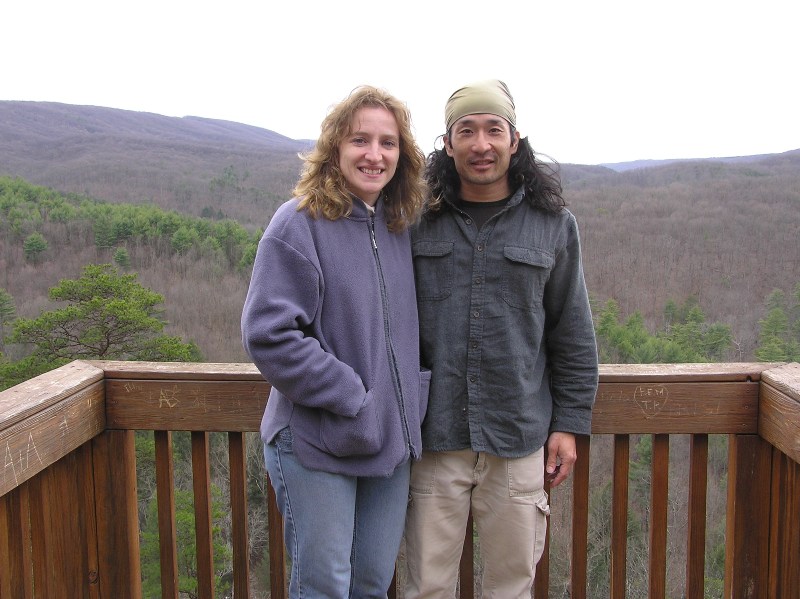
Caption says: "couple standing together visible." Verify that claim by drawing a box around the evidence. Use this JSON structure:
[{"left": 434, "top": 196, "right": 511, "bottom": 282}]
[{"left": 241, "top": 80, "right": 599, "bottom": 598}]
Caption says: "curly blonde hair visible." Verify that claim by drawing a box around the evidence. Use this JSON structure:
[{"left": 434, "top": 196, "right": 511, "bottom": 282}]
[{"left": 295, "top": 86, "right": 426, "bottom": 231}]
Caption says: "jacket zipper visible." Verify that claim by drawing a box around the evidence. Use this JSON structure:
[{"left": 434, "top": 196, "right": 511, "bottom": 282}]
[{"left": 368, "top": 213, "right": 413, "bottom": 455}]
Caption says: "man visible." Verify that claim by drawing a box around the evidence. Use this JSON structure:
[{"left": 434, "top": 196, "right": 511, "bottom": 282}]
[{"left": 405, "top": 80, "right": 599, "bottom": 598}]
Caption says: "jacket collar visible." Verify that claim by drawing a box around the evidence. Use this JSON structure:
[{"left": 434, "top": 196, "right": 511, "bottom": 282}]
[{"left": 348, "top": 193, "right": 384, "bottom": 221}]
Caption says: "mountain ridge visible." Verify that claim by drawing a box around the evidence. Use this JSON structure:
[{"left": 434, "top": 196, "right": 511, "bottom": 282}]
[
  {"left": 0, "top": 100, "right": 311, "bottom": 149},
  {"left": 3, "top": 100, "right": 798, "bottom": 228},
  {"left": 598, "top": 150, "right": 800, "bottom": 172}
]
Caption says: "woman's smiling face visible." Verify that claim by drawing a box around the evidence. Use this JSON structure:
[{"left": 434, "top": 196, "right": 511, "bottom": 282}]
[{"left": 338, "top": 106, "right": 400, "bottom": 205}]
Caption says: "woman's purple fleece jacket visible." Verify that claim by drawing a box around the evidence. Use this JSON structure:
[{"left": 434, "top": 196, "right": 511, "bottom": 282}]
[{"left": 242, "top": 197, "right": 429, "bottom": 477}]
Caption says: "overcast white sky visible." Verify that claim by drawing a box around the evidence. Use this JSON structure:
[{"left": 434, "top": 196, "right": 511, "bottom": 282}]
[{"left": 3, "top": 0, "right": 797, "bottom": 165}]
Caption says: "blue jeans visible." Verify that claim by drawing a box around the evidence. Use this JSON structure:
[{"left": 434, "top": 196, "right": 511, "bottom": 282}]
[{"left": 264, "top": 438, "right": 411, "bottom": 598}]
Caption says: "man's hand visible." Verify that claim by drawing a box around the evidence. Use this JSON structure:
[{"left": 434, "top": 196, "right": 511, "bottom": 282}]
[{"left": 545, "top": 432, "right": 577, "bottom": 488}]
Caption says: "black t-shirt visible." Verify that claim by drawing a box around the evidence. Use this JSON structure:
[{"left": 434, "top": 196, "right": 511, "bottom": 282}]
[{"left": 456, "top": 196, "right": 511, "bottom": 230}]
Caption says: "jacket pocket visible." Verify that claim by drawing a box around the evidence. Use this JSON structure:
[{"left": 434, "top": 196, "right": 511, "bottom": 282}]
[
  {"left": 418, "top": 368, "right": 431, "bottom": 423},
  {"left": 413, "top": 240, "right": 453, "bottom": 301},
  {"left": 319, "top": 390, "right": 383, "bottom": 457},
  {"left": 501, "top": 245, "right": 553, "bottom": 309}
]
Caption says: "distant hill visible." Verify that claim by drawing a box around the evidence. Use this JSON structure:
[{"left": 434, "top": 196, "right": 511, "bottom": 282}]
[
  {"left": 599, "top": 150, "right": 800, "bottom": 172},
  {"left": 0, "top": 101, "right": 313, "bottom": 228}
]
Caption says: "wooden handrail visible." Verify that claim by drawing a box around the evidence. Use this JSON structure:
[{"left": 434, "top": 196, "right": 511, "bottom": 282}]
[
  {"left": 0, "top": 360, "right": 105, "bottom": 497},
  {"left": 0, "top": 361, "right": 797, "bottom": 598}
]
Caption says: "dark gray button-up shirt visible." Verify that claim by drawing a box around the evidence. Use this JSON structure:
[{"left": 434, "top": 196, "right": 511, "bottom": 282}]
[{"left": 412, "top": 186, "right": 598, "bottom": 458}]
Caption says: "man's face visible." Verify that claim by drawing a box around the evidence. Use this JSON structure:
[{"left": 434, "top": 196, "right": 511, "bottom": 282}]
[{"left": 444, "top": 113, "right": 520, "bottom": 201}]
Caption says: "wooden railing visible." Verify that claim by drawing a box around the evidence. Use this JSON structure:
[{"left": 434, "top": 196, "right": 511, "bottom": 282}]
[{"left": 0, "top": 361, "right": 798, "bottom": 598}]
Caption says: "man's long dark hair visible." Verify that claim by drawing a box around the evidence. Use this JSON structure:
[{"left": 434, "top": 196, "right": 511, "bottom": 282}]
[{"left": 424, "top": 130, "right": 566, "bottom": 215}]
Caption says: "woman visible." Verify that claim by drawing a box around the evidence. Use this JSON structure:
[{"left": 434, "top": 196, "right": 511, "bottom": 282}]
[{"left": 241, "top": 86, "right": 429, "bottom": 598}]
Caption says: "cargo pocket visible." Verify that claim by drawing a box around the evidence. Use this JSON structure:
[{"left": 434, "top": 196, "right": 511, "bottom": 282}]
[{"left": 533, "top": 490, "right": 550, "bottom": 564}]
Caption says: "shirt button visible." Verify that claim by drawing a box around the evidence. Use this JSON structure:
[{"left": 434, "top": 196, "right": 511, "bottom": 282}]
[
  {"left": 476, "top": 244, "right": 484, "bottom": 252},
  {"left": 474, "top": 277, "right": 482, "bottom": 285},
  {"left": 469, "top": 375, "right": 476, "bottom": 383},
  {"left": 472, "top": 311, "right": 480, "bottom": 318},
  {"left": 465, "top": 218, "right": 473, "bottom": 225},
  {"left": 470, "top": 341, "right": 478, "bottom": 349}
]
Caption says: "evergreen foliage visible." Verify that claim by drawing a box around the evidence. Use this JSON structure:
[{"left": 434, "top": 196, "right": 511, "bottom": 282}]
[
  {"left": 23, "top": 231, "right": 48, "bottom": 263},
  {"left": 1, "top": 175, "right": 260, "bottom": 272},
  {"left": 1, "top": 264, "right": 201, "bottom": 389},
  {"left": 595, "top": 297, "right": 733, "bottom": 363},
  {"left": 755, "top": 284, "right": 800, "bottom": 361},
  {"left": 113, "top": 246, "right": 131, "bottom": 269}
]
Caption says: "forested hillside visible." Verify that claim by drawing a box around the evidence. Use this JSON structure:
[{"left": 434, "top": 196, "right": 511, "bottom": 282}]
[
  {"left": 1, "top": 101, "right": 798, "bottom": 364},
  {"left": 569, "top": 152, "right": 800, "bottom": 358}
]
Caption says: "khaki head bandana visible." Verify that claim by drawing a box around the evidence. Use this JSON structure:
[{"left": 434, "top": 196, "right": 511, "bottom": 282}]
[{"left": 445, "top": 79, "right": 516, "bottom": 132}]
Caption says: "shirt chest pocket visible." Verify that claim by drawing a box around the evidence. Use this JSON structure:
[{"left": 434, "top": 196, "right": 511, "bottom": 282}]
[
  {"left": 412, "top": 240, "right": 453, "bottom": 301},
  {"left": 501, "top": 245, "right": 553, "bottom": 309}
]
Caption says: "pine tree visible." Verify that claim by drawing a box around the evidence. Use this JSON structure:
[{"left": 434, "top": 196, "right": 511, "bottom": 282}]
[
  {"left": 23, "top": 231, "right": 48, "bottom": 263},
  {"left": 3, "top": 264, "right": 201, "bottom": 387},
  {"left": 755, "top": 283, "right": 800, "bottom": 362}
]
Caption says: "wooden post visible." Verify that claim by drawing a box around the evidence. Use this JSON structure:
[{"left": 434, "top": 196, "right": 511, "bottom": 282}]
[
  {"left": 92, "top": 430, "right": 142, "bottom": 598},
  {"left": 724, "top": 433, "right": 771, "bottom": 599}
]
